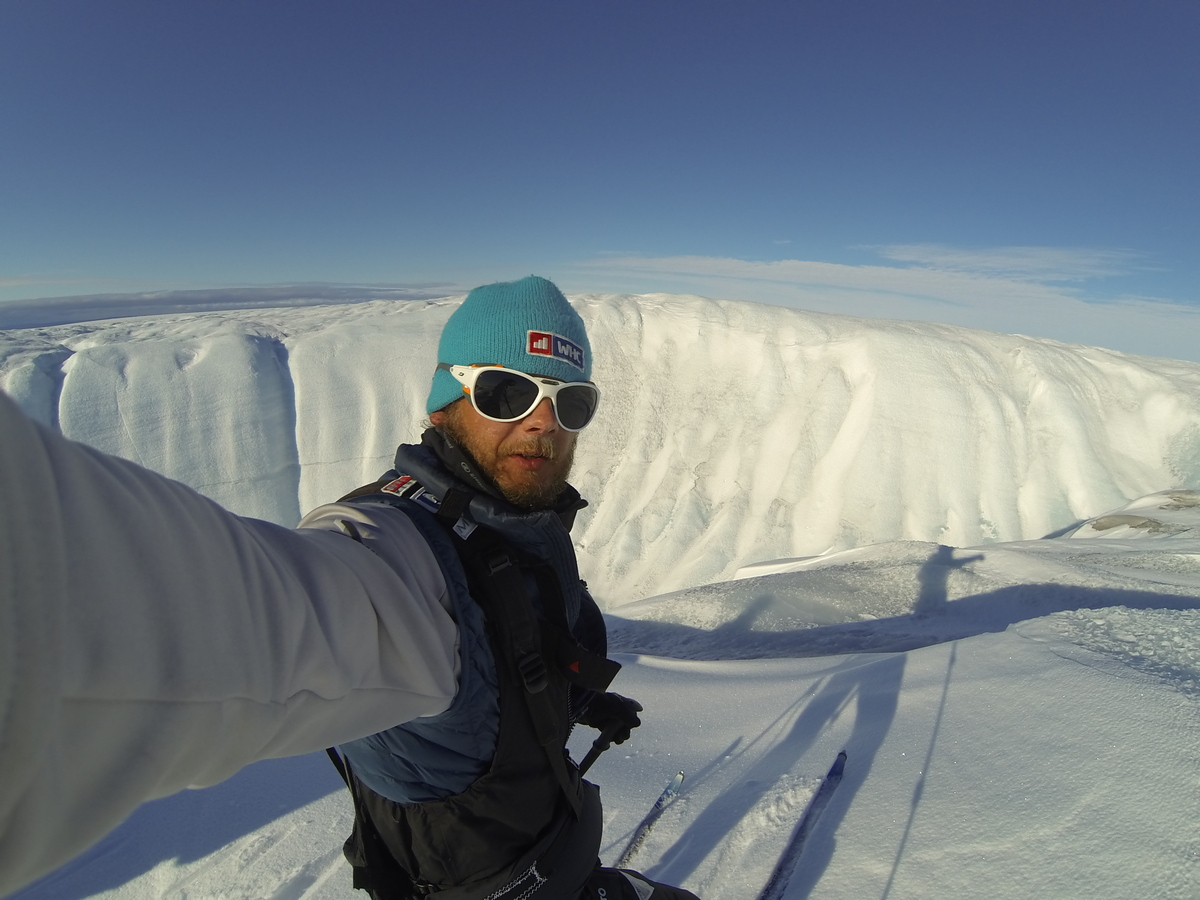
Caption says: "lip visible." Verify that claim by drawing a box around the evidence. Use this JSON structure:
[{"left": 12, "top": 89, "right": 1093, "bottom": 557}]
[{"left": 510, "top": 454, "right": 548, "bottom": 472}]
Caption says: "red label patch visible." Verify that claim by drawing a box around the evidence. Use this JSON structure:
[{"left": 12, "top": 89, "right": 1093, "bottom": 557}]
[
  {"left": 381, "top": 475, "right": 414, "bottom": 495},
  {"left": 527, "top": 330, "right": 585, "bottom": 371}
]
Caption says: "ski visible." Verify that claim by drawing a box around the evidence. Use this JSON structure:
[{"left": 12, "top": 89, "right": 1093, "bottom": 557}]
[
  {"left": 756, "top": 751, "right": 848, "bottom": 900},
  {"left": 613, "top": 770, "right": 686, "bottom": 868}
]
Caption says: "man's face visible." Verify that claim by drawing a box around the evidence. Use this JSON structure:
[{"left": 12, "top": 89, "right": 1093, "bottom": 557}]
[{"left": 431, "top": 394, "right": 578, "bottom": 510}]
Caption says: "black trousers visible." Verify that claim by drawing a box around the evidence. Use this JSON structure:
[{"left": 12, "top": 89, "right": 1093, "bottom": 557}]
[{"left": 346, "top": 777, "right": 701, "bottom": 900}]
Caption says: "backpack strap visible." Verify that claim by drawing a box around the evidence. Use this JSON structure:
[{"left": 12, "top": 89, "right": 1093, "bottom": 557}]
[
  {"left": 431, "top": 488, "right": 618, "bottom": 819},
  {"left": 329, "top": 477, "right": 621, "bottom": 824},
  {"left": 436, "top": 487, "right": 618, "bottom": 696},
  {"left": 455, "top": 524, "right": 584, "bottom": 817},
  {"left": 523, "top": 562, "right": 619, "bottom": 691}
]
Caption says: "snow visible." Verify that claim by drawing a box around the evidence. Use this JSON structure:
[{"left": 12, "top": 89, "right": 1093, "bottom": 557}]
[
  {"left": 5, "top": 293, "right": 1200, "bottom": 604},
  {"left": 3, "top": 292, "right": 1200, "bottom": 898}
]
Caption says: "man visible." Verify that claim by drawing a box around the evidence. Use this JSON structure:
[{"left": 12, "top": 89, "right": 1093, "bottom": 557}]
[
  {"left": 305, "top": 276, "right": 698, "bottom": 899},
  {"left": 0, "top": 277, "right": 699, "bottom": 899}
]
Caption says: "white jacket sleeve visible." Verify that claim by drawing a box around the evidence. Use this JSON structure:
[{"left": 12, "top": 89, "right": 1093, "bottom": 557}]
[{"left": 0, "top": 391, "right": 460, "bottom": 897}]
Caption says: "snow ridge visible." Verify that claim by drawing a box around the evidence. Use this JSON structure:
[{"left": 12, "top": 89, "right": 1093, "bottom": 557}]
[{"left": 3, "top": 293, "right": 1199, "bottom": 605}]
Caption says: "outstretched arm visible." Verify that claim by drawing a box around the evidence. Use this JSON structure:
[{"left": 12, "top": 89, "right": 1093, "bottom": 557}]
[{"left": 0, "top": 391, "right": 459, "bottom": 896}]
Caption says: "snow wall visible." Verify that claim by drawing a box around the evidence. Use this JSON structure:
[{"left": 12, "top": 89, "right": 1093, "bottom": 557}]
[{"left": 3, "top": 292, "right": 1200, "bottom": 605}]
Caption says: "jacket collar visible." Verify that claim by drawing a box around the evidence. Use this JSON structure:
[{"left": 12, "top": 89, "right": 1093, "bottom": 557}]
[
  {"left": 412, "top": 428, "right": 588, "bottom": 532},
  {"left": 391, "top": 431, "right": 589, "bottom": 625}
]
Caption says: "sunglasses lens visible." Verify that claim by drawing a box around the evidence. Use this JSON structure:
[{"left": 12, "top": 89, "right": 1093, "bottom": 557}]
[
  {"left": 555, "top": 384, "right": 599, "bottom": 430},
  {"left": 472, "top": 370, "right": 541, "bottom": 420},
  {"left": 466, "top": 367, "right": 599, "bottom": 429}
]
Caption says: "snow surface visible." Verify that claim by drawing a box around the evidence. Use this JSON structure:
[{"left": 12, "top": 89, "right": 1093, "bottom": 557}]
[
  {"left": 3, "top": 294, "right": 1200, "bottom": 898},
  {"left": 4, "top": 293, "right": 1200, "bottom": 604}
]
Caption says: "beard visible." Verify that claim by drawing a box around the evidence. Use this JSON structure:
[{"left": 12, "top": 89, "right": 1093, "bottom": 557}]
[{"left": 438, "top": 406, "right": 576, "bottom": 510}]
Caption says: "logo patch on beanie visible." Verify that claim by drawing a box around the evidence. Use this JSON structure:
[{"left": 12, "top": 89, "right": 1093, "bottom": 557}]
[{"left": 527, "top": 330, "right": 585, "bottom": 371}]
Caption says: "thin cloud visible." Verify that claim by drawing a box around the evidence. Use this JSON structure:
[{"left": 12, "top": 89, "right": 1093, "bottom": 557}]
[
  {"left": 567, "top": 253, "right": 1200, "bottom": 364},
  {"left": 573, "top": 253, "right": 1079, "bottom": 307},
  {"left": 876, "top": 244, "right": 1146, "bottom": 281}
]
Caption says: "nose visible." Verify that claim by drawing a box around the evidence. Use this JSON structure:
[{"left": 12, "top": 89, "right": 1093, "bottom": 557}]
[{"left": 522, "top": 397, "right": 558, "bottom": 432}]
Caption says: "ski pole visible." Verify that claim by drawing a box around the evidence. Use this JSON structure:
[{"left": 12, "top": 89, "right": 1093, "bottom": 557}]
[{"left": 578, "top": 721, "right": 622, "bottom": 775}]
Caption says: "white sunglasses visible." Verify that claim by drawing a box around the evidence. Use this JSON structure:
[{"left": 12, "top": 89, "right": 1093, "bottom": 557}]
[{"left": 438, "top": 363, "right": 601, "bottom": 431}]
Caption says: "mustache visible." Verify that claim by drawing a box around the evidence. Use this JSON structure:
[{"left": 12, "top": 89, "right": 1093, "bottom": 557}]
[{"left": 502, "top": 435, "right": 560, "bottom": 460}]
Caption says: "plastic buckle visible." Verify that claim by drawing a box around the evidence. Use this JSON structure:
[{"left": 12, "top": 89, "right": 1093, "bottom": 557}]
[
  {"left": 486, "top": 552, "right": 512, "bottom": 575},
  {"left": 518, "top": 652, "right": 548, "bottom": 693}
]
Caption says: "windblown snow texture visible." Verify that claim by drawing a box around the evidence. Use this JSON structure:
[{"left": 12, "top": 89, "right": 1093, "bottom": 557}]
[{"left": 3, "top": 292, "right": 1199, "bottom": 605}]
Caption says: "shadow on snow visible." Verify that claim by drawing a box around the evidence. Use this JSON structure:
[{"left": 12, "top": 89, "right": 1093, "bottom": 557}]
[
  {"left": 11, "top": 753, "right": 345, "bottom": 900},
  {"left": 607, "top": 547, "right": 1200, "bottom": 662},
  {"left": 620, "top": 545, "right": 1200, "bottom": 897}
]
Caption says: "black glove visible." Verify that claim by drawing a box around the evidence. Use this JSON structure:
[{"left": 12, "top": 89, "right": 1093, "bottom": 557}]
[{"left": 579, "top": 692, "right": 643, "bottom": 745}]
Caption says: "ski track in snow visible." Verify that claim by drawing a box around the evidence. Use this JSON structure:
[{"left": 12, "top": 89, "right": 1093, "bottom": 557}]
[
  {"left": 4, "top": 294, "right": 1200, "bottom": 899},
  {"left": 694, "top": 773, "right": 821, "bottom": 899}
]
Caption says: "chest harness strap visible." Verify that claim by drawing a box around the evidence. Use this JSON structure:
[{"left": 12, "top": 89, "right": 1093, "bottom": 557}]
[{"left": 434, "top": 487, "right": 620, "bottom": 818}]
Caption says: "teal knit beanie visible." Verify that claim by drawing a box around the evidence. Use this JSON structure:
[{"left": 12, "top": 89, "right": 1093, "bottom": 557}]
[{"left": 427, "top": 275, "right": 593, "bottom": 414}]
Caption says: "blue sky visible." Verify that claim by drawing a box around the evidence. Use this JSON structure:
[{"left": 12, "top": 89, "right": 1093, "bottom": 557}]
[{"left": 2, "top": 1, "right": 1198, "bottom": 358}]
